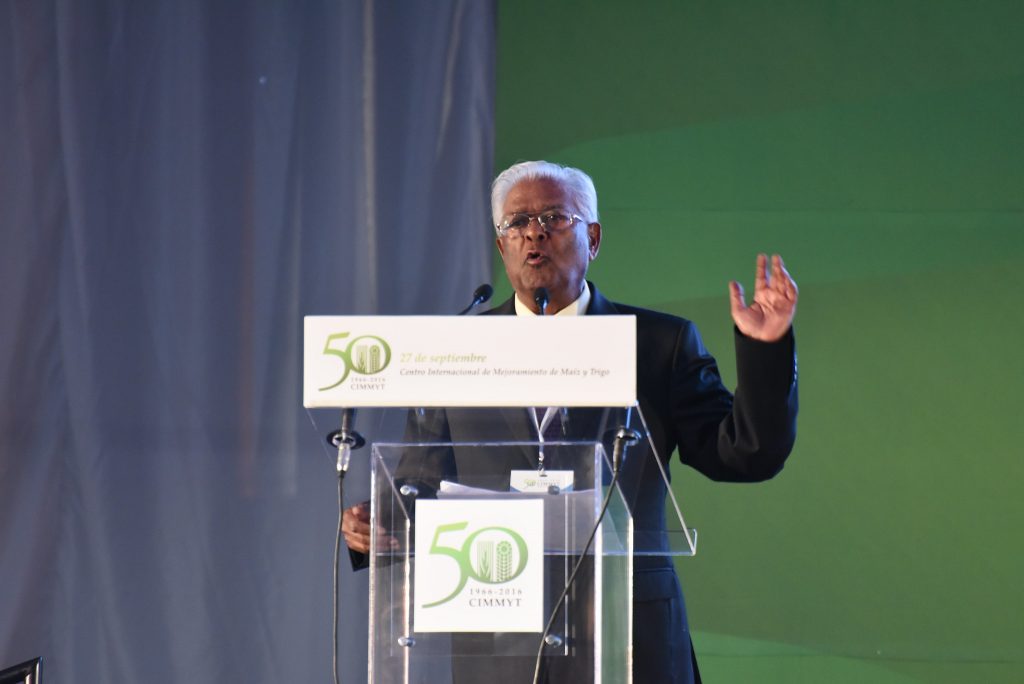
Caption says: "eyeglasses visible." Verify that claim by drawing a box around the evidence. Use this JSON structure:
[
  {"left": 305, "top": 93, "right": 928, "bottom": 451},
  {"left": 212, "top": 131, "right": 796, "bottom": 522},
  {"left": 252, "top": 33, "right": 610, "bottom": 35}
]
[{"left": 496, "top": 210, "right": 585, "bottom": 238}]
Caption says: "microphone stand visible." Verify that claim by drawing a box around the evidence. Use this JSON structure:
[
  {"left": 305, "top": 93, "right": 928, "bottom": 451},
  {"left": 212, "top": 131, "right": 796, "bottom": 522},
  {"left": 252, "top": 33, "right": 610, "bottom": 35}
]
[
  {"left": 531, "top": 426, "right": 641, "bottom": 684},
  {"left": 326, "top": 409, "right": 365, "bottom": 684}
]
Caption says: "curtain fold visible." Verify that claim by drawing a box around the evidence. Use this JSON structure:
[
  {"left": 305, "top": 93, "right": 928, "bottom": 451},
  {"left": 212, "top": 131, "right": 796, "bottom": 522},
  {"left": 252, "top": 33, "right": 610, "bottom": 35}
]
[{"left": 0, "top": 1, "right": 495, "bottom": 681}]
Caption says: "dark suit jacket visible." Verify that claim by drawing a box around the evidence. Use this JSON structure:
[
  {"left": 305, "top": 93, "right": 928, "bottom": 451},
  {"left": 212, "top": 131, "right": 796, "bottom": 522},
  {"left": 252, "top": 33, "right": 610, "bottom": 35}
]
[
  {"left": 481, "top": 282, "right": 798, "bottom": 683},
  {"left": 391, "top": 282, "right": 798, "bottom": 683}
]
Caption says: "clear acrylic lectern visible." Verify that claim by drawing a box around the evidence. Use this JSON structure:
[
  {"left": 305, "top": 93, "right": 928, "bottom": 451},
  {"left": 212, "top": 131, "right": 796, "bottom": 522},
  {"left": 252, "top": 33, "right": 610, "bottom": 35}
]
[{"left": 308, "top": 405, "right": 697, "bottom": 684}]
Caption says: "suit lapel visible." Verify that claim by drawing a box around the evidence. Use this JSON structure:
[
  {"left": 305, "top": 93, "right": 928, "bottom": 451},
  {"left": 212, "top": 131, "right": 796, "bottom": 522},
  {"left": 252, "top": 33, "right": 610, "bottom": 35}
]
[
  {"left": 583, "top": 281, "right": 620, "bottom": 317},
  {"left": 481, "top": 295, "right": 516, "bottom": 316}
]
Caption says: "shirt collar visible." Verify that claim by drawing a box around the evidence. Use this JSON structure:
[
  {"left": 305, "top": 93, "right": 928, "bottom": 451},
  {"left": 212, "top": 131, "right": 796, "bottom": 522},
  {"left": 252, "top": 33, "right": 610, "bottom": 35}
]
[{"left": 513, "top": 283, "right": 591, "bottom": 317}]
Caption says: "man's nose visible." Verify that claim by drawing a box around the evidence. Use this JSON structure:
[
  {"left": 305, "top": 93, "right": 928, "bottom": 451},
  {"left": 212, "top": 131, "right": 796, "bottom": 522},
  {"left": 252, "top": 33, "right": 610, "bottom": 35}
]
[{"left": 522, "top": 217, "right": 547, "bottom": 240}]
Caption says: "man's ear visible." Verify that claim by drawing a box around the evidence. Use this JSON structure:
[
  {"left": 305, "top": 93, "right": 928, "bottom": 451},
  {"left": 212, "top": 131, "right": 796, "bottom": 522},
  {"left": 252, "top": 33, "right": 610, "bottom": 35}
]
[
  {"left": 587, "top": 222, "right": 602, "bottom": 260},
  {"left": 496, "top": 236, "right": 506, "bottom": 256}
]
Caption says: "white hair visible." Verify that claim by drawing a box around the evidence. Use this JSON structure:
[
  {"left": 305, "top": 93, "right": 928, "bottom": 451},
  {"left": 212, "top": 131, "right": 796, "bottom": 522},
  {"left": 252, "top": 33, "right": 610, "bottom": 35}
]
[{"left": 490, "top": 160, "right": 599, "bottom": 232}]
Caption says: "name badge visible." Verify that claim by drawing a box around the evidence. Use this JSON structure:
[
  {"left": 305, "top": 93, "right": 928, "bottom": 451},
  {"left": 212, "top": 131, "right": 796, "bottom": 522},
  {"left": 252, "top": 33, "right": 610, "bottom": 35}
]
[{"left": 510, "top": 470, "right": 574, "bottom": 494}]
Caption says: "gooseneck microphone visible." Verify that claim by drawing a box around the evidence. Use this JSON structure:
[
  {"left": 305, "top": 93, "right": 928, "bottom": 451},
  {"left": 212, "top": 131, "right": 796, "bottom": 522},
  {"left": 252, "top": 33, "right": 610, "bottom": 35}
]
[
  {"left": 533, "top": 287, "right": 550, "bottom": 315},
  {"left": 457, "top": 283, "right": 494, "bottom": 315}
]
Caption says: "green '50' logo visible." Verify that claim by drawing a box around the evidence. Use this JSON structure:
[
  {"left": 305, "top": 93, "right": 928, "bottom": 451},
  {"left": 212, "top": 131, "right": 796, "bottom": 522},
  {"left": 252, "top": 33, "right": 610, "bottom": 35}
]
[
  {"left": 318, "top": 332, "right": 392, "bottom": 391},
  {"left": 423, "top": 522, "right": 529, "bottom": 608}
]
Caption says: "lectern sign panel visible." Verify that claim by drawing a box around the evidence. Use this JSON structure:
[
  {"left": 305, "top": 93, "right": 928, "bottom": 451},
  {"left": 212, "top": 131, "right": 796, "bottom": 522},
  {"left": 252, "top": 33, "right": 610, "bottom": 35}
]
[
  {"left": 413, "top": 499, "right": 544, "bottom": 633},
  {"left": 303, "top": 315, "right": 636, "bottom": 407}
]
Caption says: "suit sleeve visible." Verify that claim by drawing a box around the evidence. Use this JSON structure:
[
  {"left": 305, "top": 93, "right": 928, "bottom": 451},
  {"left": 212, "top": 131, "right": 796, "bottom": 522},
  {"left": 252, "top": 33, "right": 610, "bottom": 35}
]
[{"left": 671, "top": 322, "right": 798, "bottom": 482}]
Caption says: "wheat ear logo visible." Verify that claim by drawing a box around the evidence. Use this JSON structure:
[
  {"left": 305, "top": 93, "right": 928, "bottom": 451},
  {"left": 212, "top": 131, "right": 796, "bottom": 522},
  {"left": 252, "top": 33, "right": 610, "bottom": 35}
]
[
  {"left": 318, "top": 332, "right": 392, "bottom": 391},
  {"left": 423, "top": 522, "right": 529, "bottom": 608}
]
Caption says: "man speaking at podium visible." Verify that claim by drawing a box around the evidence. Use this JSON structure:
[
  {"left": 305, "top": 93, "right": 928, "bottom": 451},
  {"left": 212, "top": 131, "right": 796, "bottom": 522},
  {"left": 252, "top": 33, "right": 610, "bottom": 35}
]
[{"left": 344, "top": 160, "right": 799, "bottom": 683}]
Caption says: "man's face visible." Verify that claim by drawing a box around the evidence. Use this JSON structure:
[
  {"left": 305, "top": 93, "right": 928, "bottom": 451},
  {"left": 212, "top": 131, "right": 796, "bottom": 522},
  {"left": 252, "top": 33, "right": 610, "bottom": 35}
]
[{"left": 496, "top": 177, "right": 601, "bottom": 314}]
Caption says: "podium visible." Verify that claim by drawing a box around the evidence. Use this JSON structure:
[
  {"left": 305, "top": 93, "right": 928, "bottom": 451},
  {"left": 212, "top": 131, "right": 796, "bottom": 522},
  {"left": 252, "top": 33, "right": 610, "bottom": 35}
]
[
  {"left": 304, "top": 315, "right": 697, "bottom": 683},
  {"left": 310, "top": 405, "right": 697, "bottom": 684}
]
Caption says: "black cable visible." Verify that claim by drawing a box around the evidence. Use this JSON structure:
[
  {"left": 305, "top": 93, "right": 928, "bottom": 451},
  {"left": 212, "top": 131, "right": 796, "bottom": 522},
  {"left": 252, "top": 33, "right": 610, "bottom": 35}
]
[
  {"left": 326, "top": 413, "right": 364, "bottom": 684},
  {"left": 531, "top": 466, "right": 622, "bottom": 684},
  {"left": 333, "top": 472, "right": 344, "bottom": 684}
]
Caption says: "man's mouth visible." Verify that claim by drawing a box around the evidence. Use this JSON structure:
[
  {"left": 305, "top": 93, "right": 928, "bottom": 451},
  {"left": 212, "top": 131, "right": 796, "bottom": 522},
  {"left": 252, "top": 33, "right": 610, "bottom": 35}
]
[{"left": 525, "top": 251, "right": 548, "bottom": 266}]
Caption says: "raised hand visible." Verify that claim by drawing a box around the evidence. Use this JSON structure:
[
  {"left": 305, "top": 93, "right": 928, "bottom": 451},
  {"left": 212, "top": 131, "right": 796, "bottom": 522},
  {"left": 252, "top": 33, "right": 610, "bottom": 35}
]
[{"left": 729, "top": 254, "right": 798, "bottom": 342}]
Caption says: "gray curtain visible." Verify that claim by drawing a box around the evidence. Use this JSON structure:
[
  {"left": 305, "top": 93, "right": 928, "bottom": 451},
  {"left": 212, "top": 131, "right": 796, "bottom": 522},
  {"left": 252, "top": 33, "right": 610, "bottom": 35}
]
[{"left": 0, "top": 1, "right": 495, "bottom": 681}]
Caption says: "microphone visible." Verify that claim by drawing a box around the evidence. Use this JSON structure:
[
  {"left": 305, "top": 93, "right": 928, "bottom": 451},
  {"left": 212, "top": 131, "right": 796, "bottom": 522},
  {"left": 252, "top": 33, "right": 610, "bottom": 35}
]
[
  {"left": 457, "top": 283, "right": 494, "bottom": 315},
  {"left": 327, "top": 407, "right": 366, "bottom": 476},
  {"left": 610, "top": 427, "right": 641, "bottom": 473},
  {"left": 533, "top": 287, "right": 550, "bottom": 316}
]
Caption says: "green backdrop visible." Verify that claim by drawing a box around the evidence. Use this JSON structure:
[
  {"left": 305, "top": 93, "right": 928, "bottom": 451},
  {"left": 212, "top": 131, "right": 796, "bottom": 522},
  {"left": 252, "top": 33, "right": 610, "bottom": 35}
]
[{"left": 494, "top": 2, "right": 1023, "bottom": 681}]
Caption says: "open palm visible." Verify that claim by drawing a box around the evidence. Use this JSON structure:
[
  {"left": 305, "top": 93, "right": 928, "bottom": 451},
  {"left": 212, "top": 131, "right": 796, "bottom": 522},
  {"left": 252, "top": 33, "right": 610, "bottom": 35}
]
[{"left": 729, "top": 254, "right": 798, "bottom": 342}]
